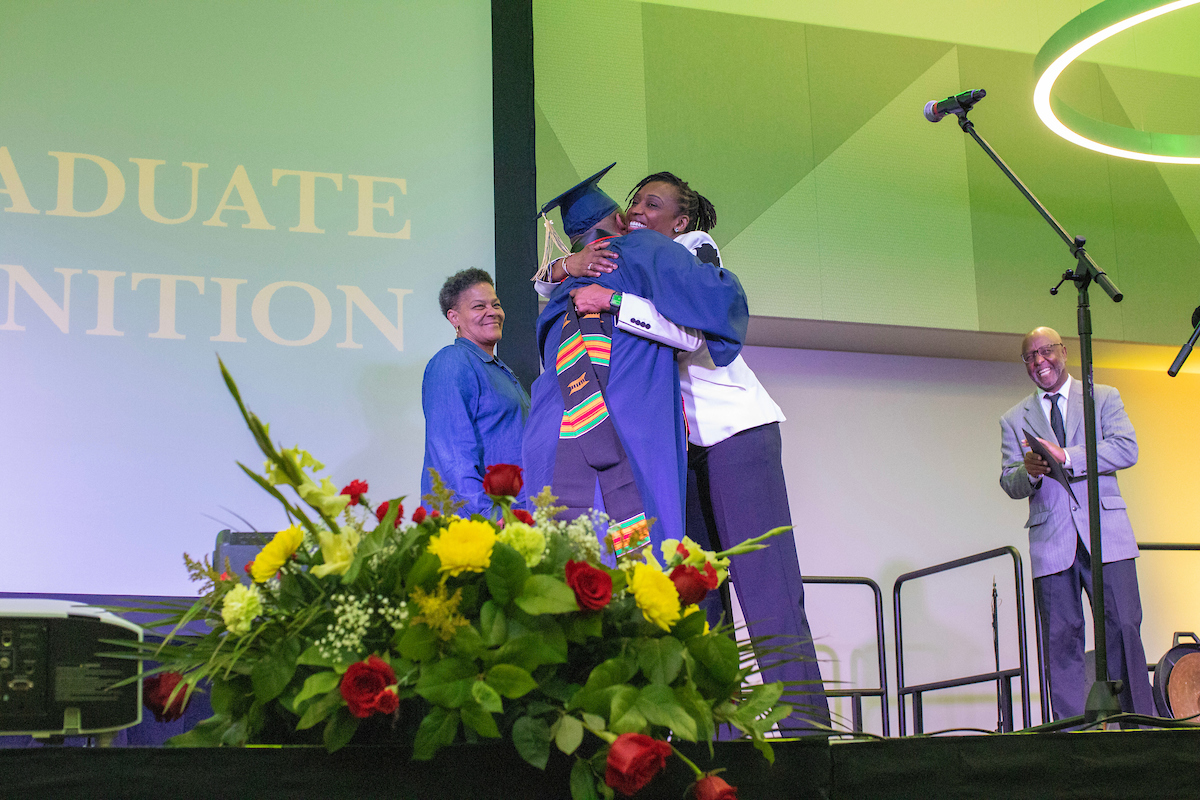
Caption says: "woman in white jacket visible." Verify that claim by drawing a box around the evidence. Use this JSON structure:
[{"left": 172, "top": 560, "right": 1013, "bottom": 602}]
[{"left": 549, "top": 172, "right": 829, "bottom": 728}]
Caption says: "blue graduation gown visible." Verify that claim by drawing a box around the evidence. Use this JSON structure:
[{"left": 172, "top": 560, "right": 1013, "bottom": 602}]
[{"left": 522, "top": 228, "right": 748, "bottom": 549}]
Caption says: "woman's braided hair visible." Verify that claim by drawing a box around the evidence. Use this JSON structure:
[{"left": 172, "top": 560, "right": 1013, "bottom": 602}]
[{"left": 627, "top": 172, "right": 717, "bottom": 233}]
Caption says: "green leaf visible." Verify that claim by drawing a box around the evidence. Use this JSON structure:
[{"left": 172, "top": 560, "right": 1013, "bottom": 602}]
[
  {"left": 636, "top": 684, "right": 698, "bottom": 741},
  {"left": 515, "top": 575, "right": 580, "bottom": 615},
  {"left": 564, "top": 611, "right": 603, "bottom": 643},
  {"left": 496, "top": 632, "right": 567, "bottom": 672},
  {"left": 736, "top": 681, "right": 785, "bottom": 722},
  {"left": 636, "top": 637, "right": 684, "bottom": 685},
  {"left": 461, "top": 700, "right": 502, "bottom": 739},
  {"left": 294, "top": 670, "right": 341, "bottom": 706},
  {"left": 479, "top": 600, "right": 508, "bottom": 647},
  {"left": 323, "top": 708, "right": 361, "bottom": 752},
  {"left": 672, "top": 607, "right": 707, "bottom": 640},
  {"left": 485, "top": 543, "right": 530, "bottom": 605},
  {"left": 608, "top": 686, "right": 648, "bottom": 734},
  {"left": 512, "top": 715, "right": 552, "bottom": 770},
  {"left": 208, "top": 679, "right": 238, "bottom": 717},
  {"left": 581, "top": 712, "right": 606, "bottom": 732},
  {"left": 749, "top": 702, "right": 793, "bottom": 735},
  {"left": 570, "top": 757, "right": 601, "bottom": 800},
  {"left": 753, "top": 737, "right": 776, "bottom": 765},
  {"left": 296, "top": 689, "right": 343, "bottom": 730},
  {"left": 413, "top": 707, "right": 460, "bottom": 760},
  {"left": 471, "top": 679, "right": 504, "bottom": 714},
  {"left": 251, "top": 635, "right": 301, "bottom": 703},
  {"left": 555, "top": 714, "right": 584, "bottom": 755},
  {"left": 583, "top": 656, "right": 638, "bottom": 692},
  {"left": 485, "top": 663, "right": 538, "bottom": 699},
  {"left": 297, "top": 645, "right": 339, "bottom": 668},
  {"left": 164, "top": 714, "right": 231, "bottom": 747},
  {"left": 415, "top": 657, "right": 477, "bottom": 708},
  {"left": 341, "top": 525, "right": 389, "bottom": 585},
  {"left": 407, "top": 551, "right": 442, "bottom": 590},
  {"left": 687, "top": 634, "right": 741, "bottom": 684},
  {"left": 674, "top": 683, "right": 715, "bottom": 744},
  {"left": 452, "top": 624, "right": 485, "bottom": 659},
  {"left": 397, "top": 623, "right": 438, "bottom": 662},
  {"left": 220, "top": 715, "right": 250, "bottom": 746}
]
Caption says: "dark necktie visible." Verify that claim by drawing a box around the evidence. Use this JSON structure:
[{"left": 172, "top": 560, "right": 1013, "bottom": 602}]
[{"left": 1046, "top": 393, "right": 1066, "bottom": 448}]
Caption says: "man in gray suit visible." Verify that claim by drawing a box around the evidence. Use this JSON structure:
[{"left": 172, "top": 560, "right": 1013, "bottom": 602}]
[{"left": 1000, "top": 326, "right": 1154, "bottom": 720}]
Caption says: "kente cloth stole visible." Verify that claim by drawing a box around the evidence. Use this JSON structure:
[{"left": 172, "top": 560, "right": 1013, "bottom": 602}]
[{"left": 551, "top": 306, "right": 650, "bottom": 558}]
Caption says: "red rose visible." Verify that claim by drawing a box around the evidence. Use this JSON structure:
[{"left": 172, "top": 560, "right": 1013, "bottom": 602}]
[
  {"left": 431, "top": 509, "right": 441, "bottom": 518},
  {"left": 669, "top": 562, "right": 719, "bottom": 606},
  {"left": 692, "top": 774, "right": 738, "bottom": 800},
  {"left": 512, "top": 509, "right": 535, "bottom": 526},
  {"left": 605, "top": 733, "right": 673, "bottom": 796},
  {"left": 340, "top": 655, "right": 398, "bottom": 718},
  {"left": 374, "top": 686, "right": 399, "bottom": 715},
  {"left": 411, "top": 506, "right": 427, "bottom": 524},
  {"left": 340, "top": 479, "right": 369, "bottom": 506},
  {"left": 564, "top": 560, "right": 613, "bottom": 611},
  {"left": 375, "top": 500, "right": 403, "bottom": 527},
  {"left": 143, "top": 671, "right": 190, "bottom": 723},
  {"left": 482, "top": 463, "right": 523, "bottom": 497}
]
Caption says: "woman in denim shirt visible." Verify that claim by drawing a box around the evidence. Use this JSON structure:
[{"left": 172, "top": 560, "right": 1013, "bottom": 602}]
[{"left": 420, "top": 269, "right": 530, "bottom": 516}]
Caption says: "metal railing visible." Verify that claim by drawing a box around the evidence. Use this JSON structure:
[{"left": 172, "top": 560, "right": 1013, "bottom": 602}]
[
  {"left": 805, "top": 576, "right": 890, "bottom": 735},
  {"left": 893, "top": 546, "right": 1034, "bottom": 735}
]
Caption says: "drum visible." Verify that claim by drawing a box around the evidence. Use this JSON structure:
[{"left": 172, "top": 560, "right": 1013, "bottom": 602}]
[{"left": 1152, "top": 632, "right": 1200, "bottom": 719}]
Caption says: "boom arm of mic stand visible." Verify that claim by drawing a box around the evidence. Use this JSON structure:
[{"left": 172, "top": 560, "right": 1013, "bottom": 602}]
[
  {"left": 1168, "top": 318, "right": 1200, "bottom": 377},
  {"left": 955, "top": 112, "right": 1124, "bottom": 304}
]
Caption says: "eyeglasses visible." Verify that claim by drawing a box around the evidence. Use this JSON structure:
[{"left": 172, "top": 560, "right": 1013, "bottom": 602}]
[{"left": 1021, "top": 343, "right": 1063, "bottom": 364}]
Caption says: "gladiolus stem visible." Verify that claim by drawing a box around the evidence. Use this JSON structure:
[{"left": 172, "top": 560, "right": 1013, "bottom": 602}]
[{"left": 714, "top": 526, "right": 790, "bottom": 559}]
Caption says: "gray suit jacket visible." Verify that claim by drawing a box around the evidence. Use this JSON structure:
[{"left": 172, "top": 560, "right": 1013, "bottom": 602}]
[{"left": 999, "top": 377, "right": 1139, "bottom": 578}]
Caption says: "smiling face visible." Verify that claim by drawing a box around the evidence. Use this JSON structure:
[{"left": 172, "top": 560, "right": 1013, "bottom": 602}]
[
  {"left": 625, "top": 181, "right": 688, "bottom": 237},
  {"left": 1022, "top": 327, "right": 1068, "bottom": 392},
  {"left": 446, "top": 282, "right": 504, "bottom": 354}
]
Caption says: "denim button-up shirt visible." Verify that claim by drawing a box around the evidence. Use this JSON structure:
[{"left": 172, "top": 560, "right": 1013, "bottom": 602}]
[{"left": 421, "top": 337, "right": 531, "bottom": 516}]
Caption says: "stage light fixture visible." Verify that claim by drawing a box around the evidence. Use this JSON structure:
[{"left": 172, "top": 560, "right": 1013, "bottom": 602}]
[{"left": 1033, "top": 0, "right": 1200, "bottom": 164}]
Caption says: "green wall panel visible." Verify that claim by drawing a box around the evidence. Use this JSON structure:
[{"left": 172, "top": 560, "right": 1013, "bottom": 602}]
[
  {"left": 534, "top": 1, "right": 1200, "bottom": 345},
  {"left": 642, "top": 4, "right": 813, "bottom": 248}
]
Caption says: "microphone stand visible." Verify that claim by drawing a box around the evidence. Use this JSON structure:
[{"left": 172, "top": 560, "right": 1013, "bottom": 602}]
[
  {"left": 950, "top": 103, "right": 1125, "bottom": 728},
  {"left": 1167, "top": 307, "right": 1200, "bottom": 376}
]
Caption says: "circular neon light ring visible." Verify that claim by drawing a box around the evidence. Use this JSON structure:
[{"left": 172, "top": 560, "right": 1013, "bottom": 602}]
[{"left": 1034, "top": 0, "right": 1200, "bottom": 164}]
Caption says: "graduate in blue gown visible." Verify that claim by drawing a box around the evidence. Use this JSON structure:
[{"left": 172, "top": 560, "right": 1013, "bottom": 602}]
[{"left": 522, "top": 165, "right": 748, "bottom": 555}]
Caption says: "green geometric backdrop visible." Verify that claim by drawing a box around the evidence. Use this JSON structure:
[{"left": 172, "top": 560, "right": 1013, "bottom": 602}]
[{"left": 534, "top": 0, "right": 1200, "bottom": 346}]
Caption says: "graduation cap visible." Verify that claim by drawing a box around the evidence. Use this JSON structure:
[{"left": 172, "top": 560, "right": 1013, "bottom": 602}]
[{"left": 538, "top": 163, "right": 619, "bottom": 238}]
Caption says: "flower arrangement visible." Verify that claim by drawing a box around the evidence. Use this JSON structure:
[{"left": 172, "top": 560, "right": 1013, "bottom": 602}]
[{"left": 130, "top": 361, "right": 796, "bottom": 799}]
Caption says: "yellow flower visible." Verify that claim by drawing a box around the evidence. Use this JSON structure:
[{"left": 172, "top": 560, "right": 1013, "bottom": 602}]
[
  {"left": 250, "top": 525, "right": 305, "bottom": 583},
  {"left": 661, "top": 536, "right": 729, "bottom": 584},
  {"left": 312, "top": 527, "right": 362, "bottom": 578},
  {"left": 264, "top": 446, "right": 324, "bottom": 487},
  {"left": 297, "top": 476, "right": 352, "bottom": 519},
  {"left": 427, "top": 519, "right": 497, "bottom": 576},
  {"left": 221, "top": 583, "right": 263, "bottom": 636},
  {"left": 410, "top": 583, "right": 470, "bottom": 641},
  {"left": 628, "top": 562, "right": 682, "bottom": 631},
  {"left": 497, "top": 522, "right": 546, "bottom": 568}
]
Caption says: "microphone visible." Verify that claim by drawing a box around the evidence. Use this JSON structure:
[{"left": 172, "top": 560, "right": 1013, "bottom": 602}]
[
  {"left": 924, "top": 89, "right": 987, "bottom": 122},
  {"left": 1192, "top": 305, "right": 1200, "bottom": 328}
]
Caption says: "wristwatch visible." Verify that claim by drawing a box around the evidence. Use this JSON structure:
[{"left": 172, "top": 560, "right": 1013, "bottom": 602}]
[{"left": 610, "top": 292, "right": 623, "bottom": 310}]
